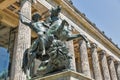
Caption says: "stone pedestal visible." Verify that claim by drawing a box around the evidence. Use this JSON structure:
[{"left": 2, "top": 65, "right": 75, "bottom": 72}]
[{"left": 32, "top": 71, "right": 94, "bottom": 80}]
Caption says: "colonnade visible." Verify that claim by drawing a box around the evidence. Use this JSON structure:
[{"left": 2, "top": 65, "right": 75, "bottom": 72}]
[
  {"left": 9, "top": 1, "right": 120, "bottom": 80},
  {"left": 73, "top": 39, "right": 120, "bottom": 80}
]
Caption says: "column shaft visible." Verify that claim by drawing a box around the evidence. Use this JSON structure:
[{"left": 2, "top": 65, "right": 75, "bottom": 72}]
[
  {"left": 66, "top": 40, "right": 76, "bottom": 71},
  {"left": 108, "top": 57, "right": 117, "bottom": 80},
  {"left": 79, "top": 40, "right": 91, "bottom": 77},
  {"left": 115, "top": 62, "right": 120, "bottom": 80},
  {"left": 99, "top": 50, "right": 111, "bottom": 80},
  {"left": 91, "top": 43, "right": 102, "bottom": 80},
  {"left": 10, "top": 0, "right": 31, "bottom": 80}
]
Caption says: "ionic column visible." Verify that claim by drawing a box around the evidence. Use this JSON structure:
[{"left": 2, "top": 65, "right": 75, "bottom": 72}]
[
  {"left": 99, "top": 50, "right": 111, "bottom": 80},
  {"left": 91, "top": 43, "right": 102, "bottom": 80},
  {"left": 66, "top": 40, "right": 76, "bottom": 71},
  {"left": 79, "top": 39, "right": 91, "bottom": 77},
  {"left": 108, "top": 56, "right": 117, "bottom": 80},
  {"left": 115, "top": 61, "right": 120, "bottom": 80},
  {"left": 10, "top": 0, "right": 31, "bottom": 80}
]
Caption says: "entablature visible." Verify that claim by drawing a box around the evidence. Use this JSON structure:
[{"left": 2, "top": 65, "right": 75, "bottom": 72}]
[{"left": 0, "top": 0, "right": 120, "bottom": 61}]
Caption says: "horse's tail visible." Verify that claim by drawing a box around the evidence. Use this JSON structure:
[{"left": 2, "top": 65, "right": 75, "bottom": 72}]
[{"left": 22, "top": 49, "right": 29, "bottom": 73}]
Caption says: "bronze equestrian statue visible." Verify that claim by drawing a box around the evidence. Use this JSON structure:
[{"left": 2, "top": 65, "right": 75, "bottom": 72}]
[{"left": 20, "top": 6, "right": 90, "bottom": 79}]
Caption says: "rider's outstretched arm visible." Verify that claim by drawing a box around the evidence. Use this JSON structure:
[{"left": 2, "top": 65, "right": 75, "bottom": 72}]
[{"left": 19, "top": 13, "right": 33, "bottom": 28}]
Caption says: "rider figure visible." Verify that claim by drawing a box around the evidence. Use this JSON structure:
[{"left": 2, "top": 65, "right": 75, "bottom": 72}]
[{"left": 20, "top": 12, "right": 47, "bottom": 55}]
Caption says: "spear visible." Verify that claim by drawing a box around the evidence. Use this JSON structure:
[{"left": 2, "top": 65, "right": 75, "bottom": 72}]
[
  {"left": 18, "top": 12, "right": 32, "bottom": 21},
  {"left": 18, "top": 12, "right": 50, "bottom": 28}
]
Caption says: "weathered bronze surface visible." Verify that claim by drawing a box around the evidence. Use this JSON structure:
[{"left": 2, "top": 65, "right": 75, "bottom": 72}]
[{"left": 20, "top": 5, "right": 90, "bottom": 79}]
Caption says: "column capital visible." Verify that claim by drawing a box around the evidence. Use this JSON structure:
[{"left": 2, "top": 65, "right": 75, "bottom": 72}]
[
  {"left": 99, "top": 50, "right": 106, "bottom": 56},
  {"left": 107, "top": 56, "right": 114, "bottom": 61},
  {"left": 91, "top": 43, "right": 97, "bottom": 48},
  {"left": 107, "top": 56, "right": 114, "bottom": 64},
  {"left": 115, "top": 61, "right": 120, "bottom": 65},
  {"left": 79, "top": 39, "right": 85, "bottom": 44},
  {"left": 99, "top": 50, "right": 107, "bottom": 60}
]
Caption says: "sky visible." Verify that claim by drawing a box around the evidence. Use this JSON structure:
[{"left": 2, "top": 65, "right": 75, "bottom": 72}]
[
  {"left": 72, "top": 0, "right": 120, "bottom": 48},
  {"left": 0, "top": 47, "right": 9, "bottom": 73}
]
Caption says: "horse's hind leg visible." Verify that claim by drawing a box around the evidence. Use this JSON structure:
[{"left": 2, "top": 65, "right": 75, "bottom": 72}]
[
  {"left": 26, "top": 68, "right": 31, "bottom": 80},
  {"left": 67, "top": 34, "right": 91, "bottom": 48}
]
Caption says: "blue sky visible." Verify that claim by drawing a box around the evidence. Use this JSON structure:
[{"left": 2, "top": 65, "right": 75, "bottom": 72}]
[
  {"left": 0, "top": 47, "right": 9, "bottom": 73},
  {"left": 72, "top": 0, "right": 120, "bottom": 47}
]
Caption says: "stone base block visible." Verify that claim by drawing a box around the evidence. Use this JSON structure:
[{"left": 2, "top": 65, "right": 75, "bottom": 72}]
[{"left": 32, "top": 70, "right": 94, "bottom": 80}]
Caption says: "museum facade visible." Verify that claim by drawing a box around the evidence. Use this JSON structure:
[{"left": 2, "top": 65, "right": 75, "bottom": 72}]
[{"left": 0, "top": 0, "right": 120, "bottom": 80}]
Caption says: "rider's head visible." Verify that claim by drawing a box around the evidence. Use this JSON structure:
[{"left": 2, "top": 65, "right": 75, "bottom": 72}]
[
  {"left": 50, "top": 6, "right": 61, "bottom": 18},
  {"left": 32, "top": 13, "right": 41, "bottom": 22}
]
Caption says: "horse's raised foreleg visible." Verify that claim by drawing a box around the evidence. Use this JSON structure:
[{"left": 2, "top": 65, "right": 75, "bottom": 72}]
[
  {"left": 67, "top": 34, "right": 91, "bottom": 48},
  {"left": 57, "top": 20, "right": 67, "bottom": 33}
]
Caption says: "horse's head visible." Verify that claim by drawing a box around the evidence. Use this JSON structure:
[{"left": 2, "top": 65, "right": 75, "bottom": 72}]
[{"left": 50, "top": 6, "right": 61, "bottom": 18}]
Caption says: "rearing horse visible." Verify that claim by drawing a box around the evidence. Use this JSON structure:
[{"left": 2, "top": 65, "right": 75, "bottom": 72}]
[
  {"left": 22, "top": 6, "right": 91, "bottom": 79},
  {"left": 46, "top": 6, "right": 90, "bottom": 47},
  {"left": 47, "top": 19, "right": 90, "bottom": 48}
]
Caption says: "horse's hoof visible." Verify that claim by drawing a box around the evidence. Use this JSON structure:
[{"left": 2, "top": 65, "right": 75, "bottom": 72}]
[
  {"left": 87, "top": 43, "right": 91, "bottom": 48},
  {"left": 27, "top": 76, "right": 31, "bottom": 80}
]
